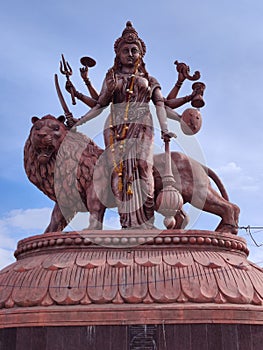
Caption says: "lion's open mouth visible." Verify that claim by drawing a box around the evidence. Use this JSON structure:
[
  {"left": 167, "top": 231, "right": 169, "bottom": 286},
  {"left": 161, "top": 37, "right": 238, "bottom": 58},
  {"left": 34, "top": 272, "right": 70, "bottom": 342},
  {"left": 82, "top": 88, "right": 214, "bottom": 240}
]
[{"left": 36, "top": 145, "right": 55, "bottom": 163}]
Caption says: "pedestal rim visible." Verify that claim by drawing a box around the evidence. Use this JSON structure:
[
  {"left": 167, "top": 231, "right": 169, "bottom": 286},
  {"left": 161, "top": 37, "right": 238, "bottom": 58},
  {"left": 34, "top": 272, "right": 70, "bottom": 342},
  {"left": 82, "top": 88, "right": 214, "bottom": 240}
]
[
  {"left": 1, "top": 303, "right": 263, "bottom": 328},
  {"left": 13, "top": 229, "right": 249, "bottom": 261}
]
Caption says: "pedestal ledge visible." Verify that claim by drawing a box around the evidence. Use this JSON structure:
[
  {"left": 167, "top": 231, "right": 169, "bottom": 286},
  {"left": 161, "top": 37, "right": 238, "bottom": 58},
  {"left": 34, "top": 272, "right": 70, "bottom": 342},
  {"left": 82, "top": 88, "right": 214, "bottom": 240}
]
[{"left": 1, "top": 229, "right": 263, "bottom": 327}]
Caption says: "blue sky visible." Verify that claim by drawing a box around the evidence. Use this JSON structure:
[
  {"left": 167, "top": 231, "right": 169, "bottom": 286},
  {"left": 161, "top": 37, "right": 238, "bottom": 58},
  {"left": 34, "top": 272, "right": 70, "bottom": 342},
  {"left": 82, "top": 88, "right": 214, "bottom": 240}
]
[{"left": 1, "top": 0, "right": 263, "bottom": 269}]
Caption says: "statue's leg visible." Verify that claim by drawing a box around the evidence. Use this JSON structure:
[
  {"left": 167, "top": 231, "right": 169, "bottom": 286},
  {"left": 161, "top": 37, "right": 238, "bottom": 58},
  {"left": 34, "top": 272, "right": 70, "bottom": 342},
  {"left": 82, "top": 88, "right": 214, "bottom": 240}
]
[
  {"left": 140, "top": 131, "right": 155, "bottom": 226},
  {"left": 137, "top": 158, "right": 155, "bottom": 227}
]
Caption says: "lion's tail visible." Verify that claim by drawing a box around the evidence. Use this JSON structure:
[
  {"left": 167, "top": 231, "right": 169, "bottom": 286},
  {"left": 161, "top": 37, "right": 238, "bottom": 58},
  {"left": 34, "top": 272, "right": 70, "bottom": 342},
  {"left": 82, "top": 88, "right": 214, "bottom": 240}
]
[{"left": 206, "top": 167, "right": 229, "bottom": 201}]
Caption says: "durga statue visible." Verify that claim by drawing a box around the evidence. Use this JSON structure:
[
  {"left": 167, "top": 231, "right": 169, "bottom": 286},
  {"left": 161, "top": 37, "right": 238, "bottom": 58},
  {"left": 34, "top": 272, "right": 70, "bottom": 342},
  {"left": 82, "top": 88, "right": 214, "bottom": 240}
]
[{"left": 24, "top": 21, "right": 240, "bottom": 233}]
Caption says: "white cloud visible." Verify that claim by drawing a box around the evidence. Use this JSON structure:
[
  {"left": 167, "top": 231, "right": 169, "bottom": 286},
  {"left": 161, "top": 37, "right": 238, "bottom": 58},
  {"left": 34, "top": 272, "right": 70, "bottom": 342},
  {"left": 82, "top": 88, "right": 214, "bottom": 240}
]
[
  {"left": 0, "top": 207, "right": 52, "bottom": 270},
  {"left": 1, "top": 208, "right": 52, "bottom": 230},
  {"left": 216, "top": 162, "right": 260, "bottom": 193},
  {"left": 217, "top": 162, "right": 242, "bottom": 175},
  {"left": 0, "top": 248, "right": 16, "bottom": 270}
]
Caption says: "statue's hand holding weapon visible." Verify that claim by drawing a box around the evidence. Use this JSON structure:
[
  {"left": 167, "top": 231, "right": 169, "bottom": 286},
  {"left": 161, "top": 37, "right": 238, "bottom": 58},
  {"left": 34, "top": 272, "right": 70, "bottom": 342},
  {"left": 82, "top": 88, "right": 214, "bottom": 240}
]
[
  {"left": 65, "top": 80, "right": 77, "bottom": 97},
  {"left": 54, "top": 74, "right": 78, "bottom": 128},
  {"left": 165, "top": 61, "right": 205, "bottom": 136},
  {"left": 175, "top": 60, "right": 200, "bottom": 83},
  {"left": 166, "top": 61, "right": 201, "bottom": 101},
  {"left": 60, "top": 54, "right": 76, "bottom": 105},
  {"left": 161, "top": 130, "right": 177, "bottom": 143}
]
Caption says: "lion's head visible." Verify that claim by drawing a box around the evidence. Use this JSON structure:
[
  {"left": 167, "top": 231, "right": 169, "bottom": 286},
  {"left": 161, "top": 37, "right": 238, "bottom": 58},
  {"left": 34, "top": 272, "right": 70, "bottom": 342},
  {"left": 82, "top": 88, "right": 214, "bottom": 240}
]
[
  {"left": 28, "top": 114, "right": 67, "bottom": 164},
  {"left": 24, "top": 114, "right": 68, "bottom": 201},
  {"left": 24, "top": 114, "right": 104, "bottom": 205}
]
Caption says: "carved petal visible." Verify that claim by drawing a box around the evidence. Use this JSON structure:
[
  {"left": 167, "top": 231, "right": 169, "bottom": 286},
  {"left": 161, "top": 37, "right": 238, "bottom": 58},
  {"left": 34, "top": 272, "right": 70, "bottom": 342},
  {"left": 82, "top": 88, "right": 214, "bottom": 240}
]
[
  {"left": 180, "top": 263, "right": 217, "bottom": 302},
  {"left": 148, "top": 264, "right": 181, "bottom": 302},
  {"left": 119, "top": 265, "right": 148, "bottom": 303},
  {"left": 12, "top": 267, "right": 50, "bottom": 306},
  {"left": 0, "top": 269, "right": 18, "bottom": 306},
  {"left": 49, "top": 268, "right": 73, "bottom": 304},
  {"left": 12, "top": 255, "right": 45, "bottom": 273},
  {"left": 221, "top": 252, "right": 251, "bottom": 270},
  {"left": 163, "top": 251, "right": 193, "bottom": 267},
  {"left": 76, "top": 251, "right": 106, "bottom": 268},
  {"left": 192, "top": 251, "right": 226, "bottom": 268},
  {"left": 214, "top": 267, "right": 241, "bottom": 302},
  {"left": 42, "top": 252, "right": 77, "bottom": 270},
  {"left": 66, "top": 265, "right": 87, "bottom": 303},
  {"left": 247, "top": 267, "right": 263, "bottom": 299},
  {"left": 87, "top": 265, "right": 118, "bottom": 303},
  {"left": 107, "top": 251, "right": 133, "bottom": 267},
  {"left": 134, "top": 251, "right": 162, "bottom": 267},
  {"left": 197, "top": 264, "right": 218, "bottom": 301},
  {"left": 231, "top": 268, "right": 254, "bottom": 303}
]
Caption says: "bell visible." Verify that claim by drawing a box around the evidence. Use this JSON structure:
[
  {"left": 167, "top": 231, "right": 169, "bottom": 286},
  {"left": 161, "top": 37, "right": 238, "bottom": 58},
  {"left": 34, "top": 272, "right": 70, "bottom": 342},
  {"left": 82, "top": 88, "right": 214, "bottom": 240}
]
[{"left": 191, "top": 82, "right": 206, "bottom": 108}]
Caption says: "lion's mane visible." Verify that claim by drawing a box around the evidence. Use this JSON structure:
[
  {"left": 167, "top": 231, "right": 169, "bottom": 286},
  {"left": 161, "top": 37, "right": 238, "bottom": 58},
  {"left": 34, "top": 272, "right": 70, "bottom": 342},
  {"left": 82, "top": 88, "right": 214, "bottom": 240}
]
[{"left": 24, "top": 115, "right": 103, "bottom": 211}]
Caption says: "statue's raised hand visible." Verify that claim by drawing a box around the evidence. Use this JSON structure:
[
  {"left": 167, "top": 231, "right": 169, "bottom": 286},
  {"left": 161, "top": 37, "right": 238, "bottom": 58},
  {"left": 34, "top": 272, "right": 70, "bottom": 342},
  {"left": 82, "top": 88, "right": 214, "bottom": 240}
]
[
  {"left": 175, "top": 60, "right": 201, "bottom": 82},
  {"left": 105, "top": 68, "right": 116, "bottom": 93},
  {"left": 80, "top": 66, "right": 88, "bottom": 81}
]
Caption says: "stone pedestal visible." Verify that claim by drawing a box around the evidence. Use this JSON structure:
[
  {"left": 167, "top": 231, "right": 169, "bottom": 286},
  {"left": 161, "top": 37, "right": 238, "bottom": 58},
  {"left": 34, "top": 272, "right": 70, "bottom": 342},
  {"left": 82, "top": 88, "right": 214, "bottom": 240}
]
[{"left": 1, "top": 229, "right": 263, "bottom": 349}]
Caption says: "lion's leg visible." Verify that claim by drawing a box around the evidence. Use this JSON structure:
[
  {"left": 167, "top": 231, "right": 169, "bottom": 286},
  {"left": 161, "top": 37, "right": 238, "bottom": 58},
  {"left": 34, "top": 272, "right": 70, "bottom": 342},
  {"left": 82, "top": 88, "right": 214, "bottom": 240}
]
[
  {"left": 44, "top": 203, "right": 69, "bottom": 233},
  {"left": 85, "top": 183, "right": 106, "bottom": 230},
  {"left": 215, "top": 202, "right": 240, "bottom": 234},
  {"left": 87, "top": 206, "right": 106, "bottom": 230},
  {"left": 192, "top": 186, "right": 240, "bottom": 234}
]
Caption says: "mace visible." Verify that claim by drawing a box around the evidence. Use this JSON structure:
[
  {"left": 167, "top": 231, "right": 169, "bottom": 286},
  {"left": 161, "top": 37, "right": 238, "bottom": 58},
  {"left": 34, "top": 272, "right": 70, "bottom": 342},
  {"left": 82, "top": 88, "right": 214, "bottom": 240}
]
[{"left": 156, "top": 136, "right": 183, "bottom": 229}]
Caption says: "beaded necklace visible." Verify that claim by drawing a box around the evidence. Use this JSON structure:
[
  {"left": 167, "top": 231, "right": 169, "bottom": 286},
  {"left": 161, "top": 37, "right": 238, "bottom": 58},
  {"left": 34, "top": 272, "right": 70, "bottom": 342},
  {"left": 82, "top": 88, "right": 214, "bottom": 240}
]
[{"left": 109, "top": 58, "right": 140, "bottom": 195}]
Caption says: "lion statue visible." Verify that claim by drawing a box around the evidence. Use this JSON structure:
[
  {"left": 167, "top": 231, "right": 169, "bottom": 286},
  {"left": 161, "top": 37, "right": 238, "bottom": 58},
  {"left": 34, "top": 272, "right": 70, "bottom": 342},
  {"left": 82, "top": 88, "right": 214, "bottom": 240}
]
[{"left": 24, "top": 115, "right": 239, "bottom": 234}]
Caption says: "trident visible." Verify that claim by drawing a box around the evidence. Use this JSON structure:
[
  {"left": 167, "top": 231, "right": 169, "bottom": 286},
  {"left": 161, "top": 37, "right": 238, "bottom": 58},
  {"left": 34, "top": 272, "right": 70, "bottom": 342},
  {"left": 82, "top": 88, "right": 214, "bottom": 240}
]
[{"left": 60, "top": 54, "right": 76, "bottom": 105}]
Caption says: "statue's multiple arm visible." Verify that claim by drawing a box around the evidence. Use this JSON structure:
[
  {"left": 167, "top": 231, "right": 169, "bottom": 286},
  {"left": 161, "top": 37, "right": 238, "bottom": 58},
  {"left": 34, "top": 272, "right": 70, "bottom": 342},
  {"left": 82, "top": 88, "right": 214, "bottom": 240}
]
[
  {"left": 165, "top": 61, "right": 201, "bottom": 118},
  {"left": 68, "top": 71, "right": 115, "bottom": 126},
  {"left": 64, "top": 63, "right": 100, "bottom": 109},
  {"left": 64, "top": 60, "right": 199, "bottom": 130},
  {"left": 152, "top": 87, "right": 176, "bottom": 140},
  {"left": 79, "top": 66, "right": 99, "bottom": 100}
]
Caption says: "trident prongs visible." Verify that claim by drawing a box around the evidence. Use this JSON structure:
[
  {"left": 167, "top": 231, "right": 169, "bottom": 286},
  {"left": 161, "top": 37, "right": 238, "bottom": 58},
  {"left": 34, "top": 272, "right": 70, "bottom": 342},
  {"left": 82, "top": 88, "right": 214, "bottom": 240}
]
[
  {"left": 60, "top": 54, "right": 73, "bottom": 76},
  {"left": 60, "top": 54, "right": 76, "bottom": 105}
]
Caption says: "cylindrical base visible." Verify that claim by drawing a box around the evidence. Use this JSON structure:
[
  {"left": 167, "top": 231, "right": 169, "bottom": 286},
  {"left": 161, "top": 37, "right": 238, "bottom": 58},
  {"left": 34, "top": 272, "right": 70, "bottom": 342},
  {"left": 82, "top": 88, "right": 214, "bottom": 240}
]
[{"left": 0, "top": 323, "right": 262, "bottom": 350}]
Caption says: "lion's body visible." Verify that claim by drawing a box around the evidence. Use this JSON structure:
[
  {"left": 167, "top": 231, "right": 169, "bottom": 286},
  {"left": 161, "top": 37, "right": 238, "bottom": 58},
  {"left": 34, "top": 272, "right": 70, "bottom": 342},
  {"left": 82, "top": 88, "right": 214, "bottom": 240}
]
[{"left": 24, "top": 115, "right": 239, "bottom": 233}]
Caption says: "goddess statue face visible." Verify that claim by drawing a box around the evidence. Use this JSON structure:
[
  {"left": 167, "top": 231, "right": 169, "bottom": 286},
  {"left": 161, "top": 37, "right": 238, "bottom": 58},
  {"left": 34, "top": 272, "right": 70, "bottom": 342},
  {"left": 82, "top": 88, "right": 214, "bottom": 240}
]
[{"left": 118, "top": 43, "right": 141, "bottom": 68}]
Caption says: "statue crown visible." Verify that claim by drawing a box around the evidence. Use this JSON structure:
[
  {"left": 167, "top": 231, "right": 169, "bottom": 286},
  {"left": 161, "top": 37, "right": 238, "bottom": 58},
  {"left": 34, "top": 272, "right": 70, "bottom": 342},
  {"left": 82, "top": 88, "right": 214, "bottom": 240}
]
[{"left": 114, "top": 21, "right": 146, "bottom": 57}]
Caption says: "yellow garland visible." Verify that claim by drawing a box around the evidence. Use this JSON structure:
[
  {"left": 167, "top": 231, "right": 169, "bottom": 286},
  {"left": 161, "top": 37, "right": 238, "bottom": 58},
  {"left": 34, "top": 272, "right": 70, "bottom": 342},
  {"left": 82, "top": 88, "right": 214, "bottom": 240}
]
[{"left": 109, "top": 58, "right": 140, "bottom": 195}]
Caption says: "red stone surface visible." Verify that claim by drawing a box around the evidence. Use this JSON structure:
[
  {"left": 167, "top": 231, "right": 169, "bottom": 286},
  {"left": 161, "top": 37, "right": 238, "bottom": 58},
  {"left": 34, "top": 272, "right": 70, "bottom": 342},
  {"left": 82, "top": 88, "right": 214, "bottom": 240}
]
[{"left": 0, "top": 230, "right": 263, "bottom": 328}]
